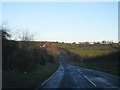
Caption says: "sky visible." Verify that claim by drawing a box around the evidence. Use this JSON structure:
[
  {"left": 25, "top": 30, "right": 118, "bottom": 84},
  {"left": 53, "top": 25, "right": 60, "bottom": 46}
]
[{"left": 1, "top": 2, "right": 118, "bottom": 43}]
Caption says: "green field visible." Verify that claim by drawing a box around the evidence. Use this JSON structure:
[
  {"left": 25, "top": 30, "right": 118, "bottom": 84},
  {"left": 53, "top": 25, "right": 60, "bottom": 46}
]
[
  {"left": 3, "top": 63, "right": 58, "bottom": 88},
  {"left": 57, "top": 43, "right": 120, "bottom": 75},
  {"left": 57, "top": 43, "right": 118, "bottom": 57}
]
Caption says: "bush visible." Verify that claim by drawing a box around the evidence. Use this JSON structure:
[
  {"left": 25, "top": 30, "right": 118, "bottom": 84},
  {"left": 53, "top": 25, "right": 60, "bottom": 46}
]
[{"left": 2, "top": 28, "right": 56, "bottom": 73}]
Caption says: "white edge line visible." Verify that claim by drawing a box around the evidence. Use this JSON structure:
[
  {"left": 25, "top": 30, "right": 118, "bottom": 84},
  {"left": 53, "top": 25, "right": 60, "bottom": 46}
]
[
  {"left": 40, "top": 55, "right": 62, "bottom": 87},
  {"left": 41, "top": 71, "right": 56, "bottom": 86},
  {"left": 35, "top": 57, "right": 61, "bottom": 90},
  {"left": 41, "top": 66, "right": 59, "bottom": 86},
  {"left": 84, "top": 75, "right": 97, "bottom": 87}
]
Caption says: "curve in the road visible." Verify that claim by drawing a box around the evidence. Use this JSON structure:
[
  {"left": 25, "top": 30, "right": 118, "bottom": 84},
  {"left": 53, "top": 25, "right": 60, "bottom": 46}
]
[{"left": 36, "top": 52, "right": 120, "bottom": 89}]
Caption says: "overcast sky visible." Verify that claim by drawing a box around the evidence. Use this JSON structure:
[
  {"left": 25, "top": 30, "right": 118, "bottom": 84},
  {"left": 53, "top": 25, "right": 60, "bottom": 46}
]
[{"left": 1, "top": 2, "right": 118, "bottom": 43}]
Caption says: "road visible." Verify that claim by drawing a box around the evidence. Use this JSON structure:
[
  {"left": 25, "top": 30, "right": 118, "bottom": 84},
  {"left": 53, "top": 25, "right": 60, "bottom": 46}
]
[{"left": 36, "top": 52, "right": 120, "bottom": 89}]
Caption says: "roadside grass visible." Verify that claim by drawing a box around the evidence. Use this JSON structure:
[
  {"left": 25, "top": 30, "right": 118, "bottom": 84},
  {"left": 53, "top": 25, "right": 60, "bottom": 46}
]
[
  {"left": 62, "top": 50, "right": 119, "bottom": 75},
  {"left": 3, "top": 63, "right": 58, "bottom": 88},
  {"left": 3, "top": 42, "right": 59, "bottom": 88},
  {"left": 70, "top": 59, "right": 119, "bottom": 75},
  {"left": 81, "top": 61, "right": 119, "bottom": 75},
  {"left": 46, "top": 42, "right": 59, "bottom": 64}
]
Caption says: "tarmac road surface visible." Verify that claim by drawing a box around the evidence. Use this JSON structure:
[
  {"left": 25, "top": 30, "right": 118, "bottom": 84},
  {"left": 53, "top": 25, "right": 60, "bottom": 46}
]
[{"left": 36, "top": 52, "right": 120, "bottom": 89}]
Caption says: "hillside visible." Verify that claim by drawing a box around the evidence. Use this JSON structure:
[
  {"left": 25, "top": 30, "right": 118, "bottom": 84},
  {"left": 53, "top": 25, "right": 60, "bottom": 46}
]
[{"left": 56, "top": 43, "right": 120, "bottom": 75}]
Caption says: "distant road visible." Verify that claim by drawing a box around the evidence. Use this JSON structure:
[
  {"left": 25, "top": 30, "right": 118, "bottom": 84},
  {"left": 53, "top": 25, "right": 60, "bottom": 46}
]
[{"left": 36, "top": 52, "right": 120, "bottom": 89}]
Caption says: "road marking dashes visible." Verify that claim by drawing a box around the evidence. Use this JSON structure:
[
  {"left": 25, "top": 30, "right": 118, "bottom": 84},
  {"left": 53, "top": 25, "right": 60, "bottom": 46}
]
[
  {"left": 77, "top": 70, "right": 96, "bottom": 87},
  {"left": 83, "top": 75, "right": 96, "bottom": 87},
  {"left": 77, "top": 70, "right": 81, "bottom": 73},
  {"left": 77, "top": 70, "right": 82, "bottom": 74}
]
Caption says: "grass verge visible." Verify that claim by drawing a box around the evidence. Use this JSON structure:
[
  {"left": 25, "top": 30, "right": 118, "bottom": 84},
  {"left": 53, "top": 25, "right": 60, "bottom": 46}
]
[
  {"left": 61, "top": 48, "right": 120, "bottom": 76},
  {"left": 3, "top": 63, "right": 58, "bottom": 88}
]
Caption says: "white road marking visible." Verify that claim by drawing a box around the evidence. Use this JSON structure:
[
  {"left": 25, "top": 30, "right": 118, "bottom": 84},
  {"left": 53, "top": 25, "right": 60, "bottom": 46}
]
[
  {"left": 40, "top": 66, "right": 64, "bottom": 87},
  {"left": 41, "top": 71, "right": 57, "bottom": 86},
  {"left": 77, "top": 70, "right": 96, "bottom": 87},
  {"left": 77, "top": 70, "right": 82, "bottom": 74},
  {"left": 41, "top": 57, "right": 64, "bottom": 87},
  {"left": 84, "top": 75, "right": 97, "bottom": 87}
]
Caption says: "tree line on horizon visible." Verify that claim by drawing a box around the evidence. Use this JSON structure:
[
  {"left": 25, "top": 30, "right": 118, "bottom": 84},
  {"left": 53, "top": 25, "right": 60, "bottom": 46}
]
[{"left": 55, "top": 41, "right": 120, "bottom": 47}]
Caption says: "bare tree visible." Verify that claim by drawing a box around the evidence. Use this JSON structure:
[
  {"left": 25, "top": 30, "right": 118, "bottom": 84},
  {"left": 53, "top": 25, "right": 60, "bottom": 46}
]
[
  {"left": 0, "top": 25, "right": 11, "bottom": 40},
  {"left": 19, "top": 30, "right": 33, "bottom": 41},
  {"left": 19, "top": 30, "right": 34, "bottom": 49}
]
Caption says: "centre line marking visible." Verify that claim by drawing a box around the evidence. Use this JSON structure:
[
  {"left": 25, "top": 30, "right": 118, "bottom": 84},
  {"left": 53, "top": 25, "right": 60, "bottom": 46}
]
[
  {"left": 77, "top": 70, "right": 82, "bottom": 74},
  {"left": 84, "top": 75, "right": 97, "bottom": 87}
]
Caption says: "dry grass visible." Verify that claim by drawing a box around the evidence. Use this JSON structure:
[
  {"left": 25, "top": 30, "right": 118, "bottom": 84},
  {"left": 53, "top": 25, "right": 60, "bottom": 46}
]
[{"left": 45, "top": 42, "right": 58, "bottom": 55}]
